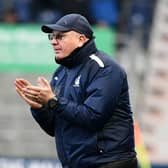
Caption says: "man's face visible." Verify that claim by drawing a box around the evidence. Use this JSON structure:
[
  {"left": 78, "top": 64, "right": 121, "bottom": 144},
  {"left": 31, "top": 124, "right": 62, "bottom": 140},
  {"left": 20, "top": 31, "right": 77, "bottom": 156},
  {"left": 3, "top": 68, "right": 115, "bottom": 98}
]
[{"left": 48, "top": 31, "right": 87, "bottom": 60}]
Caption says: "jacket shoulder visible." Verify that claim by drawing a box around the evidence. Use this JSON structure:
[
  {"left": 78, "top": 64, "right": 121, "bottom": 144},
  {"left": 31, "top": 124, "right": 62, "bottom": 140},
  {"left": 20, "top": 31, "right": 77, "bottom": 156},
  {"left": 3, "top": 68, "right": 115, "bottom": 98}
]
[
  {"left": 88, "top": 51, "right": 126, "bottom": 75},
  {"left": 82, "top": 52, "right": 126, "bottom": 87}
]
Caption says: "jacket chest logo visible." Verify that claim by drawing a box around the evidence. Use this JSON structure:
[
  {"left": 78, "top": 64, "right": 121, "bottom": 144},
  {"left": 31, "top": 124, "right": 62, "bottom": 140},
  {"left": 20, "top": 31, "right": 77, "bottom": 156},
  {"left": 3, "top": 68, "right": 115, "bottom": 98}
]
[{"left": 73, "top": 75, "right": 81, "bottom": 87}]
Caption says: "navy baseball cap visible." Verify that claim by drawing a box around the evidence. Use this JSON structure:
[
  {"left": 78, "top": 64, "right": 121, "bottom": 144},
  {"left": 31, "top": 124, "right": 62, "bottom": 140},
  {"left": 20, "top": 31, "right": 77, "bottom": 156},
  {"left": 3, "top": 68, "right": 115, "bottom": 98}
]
[{"left": 41, "top": 13, "right": 94, "bottom": 39}]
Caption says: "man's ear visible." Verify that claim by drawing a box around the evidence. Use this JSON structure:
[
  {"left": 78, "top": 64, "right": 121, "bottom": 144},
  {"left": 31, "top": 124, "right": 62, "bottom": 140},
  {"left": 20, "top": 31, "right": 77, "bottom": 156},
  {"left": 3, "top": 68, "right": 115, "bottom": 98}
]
[{"left": 78, "top": 34, "right": 89, "bottom": 47}]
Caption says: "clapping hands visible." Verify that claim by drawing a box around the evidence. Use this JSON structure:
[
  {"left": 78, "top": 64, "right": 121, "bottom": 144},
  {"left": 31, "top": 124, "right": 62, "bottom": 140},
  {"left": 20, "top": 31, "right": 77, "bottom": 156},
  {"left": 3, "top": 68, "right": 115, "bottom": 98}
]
[{"left": 15, "top": 76, "right": 55, "bottom": 108}]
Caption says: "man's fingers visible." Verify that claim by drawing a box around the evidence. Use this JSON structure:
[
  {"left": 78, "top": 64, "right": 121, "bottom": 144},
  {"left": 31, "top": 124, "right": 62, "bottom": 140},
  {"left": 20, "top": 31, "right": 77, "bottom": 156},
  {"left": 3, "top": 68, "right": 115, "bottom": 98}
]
[
  {"left": 15, "top": 78, "right": 31, "bottom": 86},
  {"left": 38, "top": 77, "right": 50, "bottom": 87},
  {"left": 19, "top": 78, "right": 31, "bottom": 85},
  {"left": 22, "top": 87, "right": 40, "bottom": 100},
  {"left": 25, "top": 85, "right": 41, "bottom": 92},
  {"left": 16, "top": 87, "right": 23, "bottom": 97},
  {"left": 15, "top": 78, "right": 42, "bottom": 108},
  {"left": 24, "top": 95, "right": 42, "bottom": 108},
  {"left": 15, "top": 82, "right": 23, "bottom": 91},
  {"left": 15, "top": 80, "right": 25, "bottom": 88},
  {"left": 21, "top": 92, "right": 42, "bottom": 108}
]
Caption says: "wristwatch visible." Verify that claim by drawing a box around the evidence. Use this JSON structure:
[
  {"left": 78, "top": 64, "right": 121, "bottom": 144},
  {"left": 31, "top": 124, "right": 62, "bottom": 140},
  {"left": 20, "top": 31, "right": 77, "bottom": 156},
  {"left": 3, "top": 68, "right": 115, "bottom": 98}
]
[{"left": 47, "top": 97, "right": 58, "bottom": 109}]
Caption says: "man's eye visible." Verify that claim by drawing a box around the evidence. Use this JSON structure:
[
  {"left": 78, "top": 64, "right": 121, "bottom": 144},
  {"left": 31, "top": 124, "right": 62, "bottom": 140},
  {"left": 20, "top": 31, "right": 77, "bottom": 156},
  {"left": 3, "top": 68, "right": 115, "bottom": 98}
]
[{"left": 56, "top": 34, "right": 64, "bottom": 40}]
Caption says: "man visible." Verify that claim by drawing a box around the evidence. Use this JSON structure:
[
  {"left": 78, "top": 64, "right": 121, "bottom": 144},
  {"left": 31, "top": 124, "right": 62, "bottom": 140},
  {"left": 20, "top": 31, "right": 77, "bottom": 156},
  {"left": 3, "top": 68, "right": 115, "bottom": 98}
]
[{"left": 15, "top": 13, "right": 138, "bottom": 168}]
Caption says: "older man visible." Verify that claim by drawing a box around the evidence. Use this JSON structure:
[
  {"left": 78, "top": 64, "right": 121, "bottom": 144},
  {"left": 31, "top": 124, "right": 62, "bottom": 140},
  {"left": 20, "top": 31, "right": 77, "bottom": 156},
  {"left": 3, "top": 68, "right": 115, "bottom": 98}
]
[{"left": 15, "top": 13, "right": 138, "bottom": 168}]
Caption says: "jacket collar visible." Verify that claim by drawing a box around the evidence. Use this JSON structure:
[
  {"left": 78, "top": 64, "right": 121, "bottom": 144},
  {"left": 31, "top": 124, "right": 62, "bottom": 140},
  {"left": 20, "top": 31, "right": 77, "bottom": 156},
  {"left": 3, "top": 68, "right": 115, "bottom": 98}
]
[{"left": 55, "top": 39, "right": 97, "bottom": 69}]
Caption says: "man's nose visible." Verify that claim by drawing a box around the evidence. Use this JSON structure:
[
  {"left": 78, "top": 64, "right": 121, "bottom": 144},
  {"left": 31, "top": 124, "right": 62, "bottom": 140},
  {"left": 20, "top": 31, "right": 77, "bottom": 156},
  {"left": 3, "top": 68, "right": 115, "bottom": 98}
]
[{"left": 51, "top": 38, "right": 59, "bottom": 45}]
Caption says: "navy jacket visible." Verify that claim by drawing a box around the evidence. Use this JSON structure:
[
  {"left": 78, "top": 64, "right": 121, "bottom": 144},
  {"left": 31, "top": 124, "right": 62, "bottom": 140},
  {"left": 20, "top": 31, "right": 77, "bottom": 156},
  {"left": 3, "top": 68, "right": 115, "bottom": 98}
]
[{"left": 31, "top": 40, "right": 136, "bottom": 168}]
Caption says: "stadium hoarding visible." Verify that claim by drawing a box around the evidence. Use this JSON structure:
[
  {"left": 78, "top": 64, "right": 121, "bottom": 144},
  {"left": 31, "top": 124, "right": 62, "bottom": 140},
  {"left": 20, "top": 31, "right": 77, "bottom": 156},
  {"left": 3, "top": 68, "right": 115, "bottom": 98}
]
[
  {"left": 0, "top": 24, "right": 115, "bottom": 73},
  {"left": 0, "top": 157, "right": 62, "bottom": 168},
  {"left": 0, "top": 157, "right": 167, "bottom": 168}
]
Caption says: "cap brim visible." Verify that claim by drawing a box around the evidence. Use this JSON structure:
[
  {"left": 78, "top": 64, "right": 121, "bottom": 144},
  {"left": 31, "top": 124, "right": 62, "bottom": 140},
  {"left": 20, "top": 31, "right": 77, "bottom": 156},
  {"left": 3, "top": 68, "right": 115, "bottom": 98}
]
[{"left": 41, "top": 24, "right": 70, "bottom": 33}]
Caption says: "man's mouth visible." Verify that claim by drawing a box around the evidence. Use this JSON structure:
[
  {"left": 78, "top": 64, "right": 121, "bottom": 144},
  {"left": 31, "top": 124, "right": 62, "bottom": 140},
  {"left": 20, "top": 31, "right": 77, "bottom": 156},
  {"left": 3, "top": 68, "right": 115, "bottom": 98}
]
[{"left": 54, "top": 49, "right": 61, "bottom": 54}]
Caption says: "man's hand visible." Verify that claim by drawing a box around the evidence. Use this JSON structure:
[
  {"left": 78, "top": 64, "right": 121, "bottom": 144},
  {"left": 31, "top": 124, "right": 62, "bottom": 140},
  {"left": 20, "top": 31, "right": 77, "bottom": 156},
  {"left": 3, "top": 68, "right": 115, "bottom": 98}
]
[
  {"left": 15, "top": 78, "right": 43, "bottom": 109},
  {"left": 15, "top": 77, "right": 55, "bottom": 108},
  {"left": 37, "top": 76, "right": 55, "bottom": 104},
  {"left": 22, "top": 77, "right": 55, "bottom": 105}
]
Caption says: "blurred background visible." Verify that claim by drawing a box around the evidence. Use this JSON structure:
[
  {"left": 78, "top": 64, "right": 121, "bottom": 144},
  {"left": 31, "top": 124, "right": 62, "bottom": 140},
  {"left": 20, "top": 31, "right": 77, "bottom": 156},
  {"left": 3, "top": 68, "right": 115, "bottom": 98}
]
[{"left": 0, "top": 0, "right": 168, "bottom": 168}]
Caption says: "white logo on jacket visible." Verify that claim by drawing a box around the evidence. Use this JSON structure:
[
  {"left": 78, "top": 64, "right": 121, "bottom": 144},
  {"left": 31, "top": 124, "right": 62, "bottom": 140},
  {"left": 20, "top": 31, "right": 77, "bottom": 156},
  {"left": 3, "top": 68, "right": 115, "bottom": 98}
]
[{"left": 73, "top": 75, "right": 81, "bottom": 87}]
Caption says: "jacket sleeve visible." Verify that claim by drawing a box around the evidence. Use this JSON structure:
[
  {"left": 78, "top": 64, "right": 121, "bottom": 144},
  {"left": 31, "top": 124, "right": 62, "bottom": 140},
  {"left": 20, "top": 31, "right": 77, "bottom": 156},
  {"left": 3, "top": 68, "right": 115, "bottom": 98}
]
[
  {"left": 31, "top": 106, "right": 55, "bottom": 136},
  {"left": 56, "top": 66, "right": 127, "bottom": 131}
]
